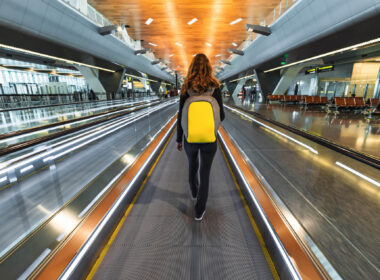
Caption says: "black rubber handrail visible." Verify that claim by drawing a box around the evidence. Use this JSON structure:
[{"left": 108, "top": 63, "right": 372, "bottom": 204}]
[{"left": 228, "top": 104, "right": 380, "bottom": 170}]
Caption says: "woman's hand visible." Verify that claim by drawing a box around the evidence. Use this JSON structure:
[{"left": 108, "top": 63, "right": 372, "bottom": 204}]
[{"left": 176, "top": 142, "right": 183, "bottom": 151}]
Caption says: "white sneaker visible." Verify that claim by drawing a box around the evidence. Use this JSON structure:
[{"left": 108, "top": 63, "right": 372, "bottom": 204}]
[{"left": 194, "top": 210, "right": 206, "bottom": 221}]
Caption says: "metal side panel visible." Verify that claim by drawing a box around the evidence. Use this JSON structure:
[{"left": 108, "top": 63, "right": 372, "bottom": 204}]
[
  {"left": 58, "top": 121, "right": 178, "bottom": 280},
  {"left": 218, "top": 131, "right": 300, "bottom": 280}
]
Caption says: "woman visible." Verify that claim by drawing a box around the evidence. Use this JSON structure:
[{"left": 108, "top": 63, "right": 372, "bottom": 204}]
[{"left": 176, "top": 53, "right": 225, "bottom": 221}]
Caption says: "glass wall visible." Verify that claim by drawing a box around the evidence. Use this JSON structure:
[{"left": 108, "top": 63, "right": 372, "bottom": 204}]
[{"left": 0, "top": 58, "right": 88, "bottom": 95}]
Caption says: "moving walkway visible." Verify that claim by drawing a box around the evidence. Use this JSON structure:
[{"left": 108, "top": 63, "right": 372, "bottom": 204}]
[
  {"left": 2, "top": 101, "right": 378, "bottom": 279},
  {"left": 31, "top": 117, "right": 324, "bottom": 280}
]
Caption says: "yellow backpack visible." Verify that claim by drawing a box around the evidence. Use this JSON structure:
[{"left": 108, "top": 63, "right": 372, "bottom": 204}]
[{"left": 181, "top": 88, "right": 220, "bottom": 143}]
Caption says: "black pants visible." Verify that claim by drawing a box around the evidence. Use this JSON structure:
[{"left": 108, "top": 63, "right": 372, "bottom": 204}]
[{"left": 184, "top": 140, "right": 217, "bottom": 215}]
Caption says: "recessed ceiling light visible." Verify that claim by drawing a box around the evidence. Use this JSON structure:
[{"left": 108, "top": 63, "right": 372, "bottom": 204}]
[
  {"left": 148, "top": 42, "right": 157, "bottom": 47},
  {"left": 193, "top": 54, "right": 196, "bottom": 57},
  {"left": 230, "top": 18, "right": 242, "bottom": 25},
  {"left": 205, "top": 42, "right": 212, "bottom": 47},
  {"left": 145, "top": 18, "right": 154, "bottom": 25},
  {"left": 215, "top": 54, "right": 221, "bottom": 57},
  {"left": 175, "top": 42, "right": 183, "bottom": 47},
  {"left": 232, "top": 42, "right": 238, "bottom": 47},
  {"left": 169, "top": 54, "right": 174, "bottom": 57},
  {"left": 188, "top": 18, "right": 198, "bottom": 25}
]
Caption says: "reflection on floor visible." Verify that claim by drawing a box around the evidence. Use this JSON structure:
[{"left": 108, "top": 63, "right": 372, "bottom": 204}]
[{"left": 225, "top": 96, "right": 380, "bottom": 159}]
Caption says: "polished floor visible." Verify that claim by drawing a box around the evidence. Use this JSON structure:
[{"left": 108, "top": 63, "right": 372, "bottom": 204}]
[
  {"left": 223, "top": 106, "right": 380, "bottom": 279},
  {"left": 226, "top": 96, "right": 380, "bottom": 159}
]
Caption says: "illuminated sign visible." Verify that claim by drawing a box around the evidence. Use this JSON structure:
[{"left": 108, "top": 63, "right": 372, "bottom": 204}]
[
  {"left": 318, "top": 65, "right": 334, "bottom": 72},
  {"left": 305, "top": 68, "right": 317, "bottom": 74},
  {"left": 305, "top": 65, "right": 334, "bottom": 75}
]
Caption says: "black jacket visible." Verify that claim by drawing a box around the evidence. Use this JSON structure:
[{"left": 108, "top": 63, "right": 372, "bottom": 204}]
[{"left": 177, "top": 87, "right": 225, "bottom": 143}]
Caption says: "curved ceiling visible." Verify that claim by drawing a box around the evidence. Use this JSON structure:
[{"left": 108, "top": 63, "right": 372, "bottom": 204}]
[{"left": 88, "top": 0, "right": 282, "bottom": 76}]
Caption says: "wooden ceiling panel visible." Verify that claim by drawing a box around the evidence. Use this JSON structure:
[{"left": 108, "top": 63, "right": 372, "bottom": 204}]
[{"left": 89, "top": 0, "right": 282, "bottom": 76}]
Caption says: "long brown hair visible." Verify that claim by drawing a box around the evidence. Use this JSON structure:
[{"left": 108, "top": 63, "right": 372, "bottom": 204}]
[{"left": 180, "top": 53, "right": 220, "bottom": 95}]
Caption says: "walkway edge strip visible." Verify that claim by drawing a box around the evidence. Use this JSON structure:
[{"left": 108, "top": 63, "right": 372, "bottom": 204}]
[
  {"left": 86, "top": 127, "right": 175, "bottom": 280},
  {"left": 35, "top": 115, "right": 177, "bottom": 280},
  {"left": 219, "top": 139, "right": 280, "bottom": 280},
  {"left": 218, "top": 126, "right": 324, "bottom": 280}
]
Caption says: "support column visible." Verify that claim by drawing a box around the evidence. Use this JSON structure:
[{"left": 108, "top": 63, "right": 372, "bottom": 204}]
[
  {"left": 149, "top": 81, "right": 162, "bottom": 95},
  {"left": 373, "top": 68, "right": 380, "bottom": 99},
  {"left": 254, "top": 69, "right": 281, "bottom": 101},
  {"left": 231, "top": 78, "right": 248, "bottom": 104},
  {"left": 225, "top": 80, "right": 238, "bottom": 95},
  {"left": 99, "top": 68, "right": 126, "bottom": 94},
  {"left": 232, "top": 79, "right": 247, "bottom": 96},
  {"left": 76, "top": 66, "right": 106, "bottom": 100},
  {"left": 272, "top": 65, "right": 305, "bottom": 95}
]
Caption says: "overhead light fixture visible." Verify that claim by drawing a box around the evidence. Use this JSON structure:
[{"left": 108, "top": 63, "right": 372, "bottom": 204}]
[
  {"left": 246, "top": 24, "right": 271, "bottom": 36},
  {"left": 230, "top": 18, "right": 242, "bottom": 25},
  {"left": 175, "top": 42, "right": 183, "bottom": 47},
  {"left": 220, "top": 59, "right": 231, "bottom": 65},
  {"left": 151, "top": 59, "right": 161, "bottom": 65},
  {"left": 232, "top": 42, "right": 238, "bottom": 47},
  {"left": 265, "top": 37, "right": 380, "bottom": 73},
  {"left": 228, "top": 48, "right": 244, "bottom": 56},
  {"left": 169, "top": 54, "right": 174, "bottom": 57},
  {"left": 215, "top": 54, "right": 221, "bottom": 57},
  {"left": 98, "top": 25, "right": 117, "bottom": 36},
  {"left": 193, "top": 54, "right": 196, "bottom": 57},
  {"left": 148, "top": 42, "right": 158, "bottom": 47},
  {"left": 188, "top": 18, "right": 198, "bottom": 25},
  {"left": 205, "top": 42, "right": 212, "bottom": 47},
  {"left": 145, "top": 18, "right": 154, "bottom": 25},
  {"left": 134, "top": 49, "right": 147, "bottom": 55}
]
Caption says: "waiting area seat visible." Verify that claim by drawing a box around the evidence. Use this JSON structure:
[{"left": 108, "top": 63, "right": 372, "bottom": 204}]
[
  {"left": 304, "top": 96, "right": 329, "bottom": 107},
  {"left": 268, "top": 94, "right": 283, "bottom": 102},
  {"left": 370, "top": 98, "right": 379, "bottom": 108},
  {"left": 367, "top": 98, "right": 380, "bottom": 118},
  {"left": 268, "top": 95, "right": 376, "bottom": 116},
  {"left": 333, "top": 97, "right": 368, "bottom": 113}
]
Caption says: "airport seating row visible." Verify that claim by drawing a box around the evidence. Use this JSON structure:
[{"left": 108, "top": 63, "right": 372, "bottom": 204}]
[
  {"left": 304, "top": 96, "right": 329, "bottom": 106},
  {"left": 268, "top": 95, "right": 379, "bottom": 116},
  {"left": 334, "top": 97, "right": 365, "bottom": 109},
  {"left": 268, "top": 95, "right": 329, "bottom": 106}
]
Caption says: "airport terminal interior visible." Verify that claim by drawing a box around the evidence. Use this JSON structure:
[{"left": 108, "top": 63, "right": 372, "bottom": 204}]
[{"left": 0, "top": 0, "right": 379, "bottom": 279}]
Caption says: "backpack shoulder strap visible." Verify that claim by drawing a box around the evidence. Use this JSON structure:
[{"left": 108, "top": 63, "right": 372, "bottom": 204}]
[
  {"left": 202, "top": 88, "right": 215, "bottom": 97},
  {"left": 187, "top": 87, "right": 215, "bottom": 97}
]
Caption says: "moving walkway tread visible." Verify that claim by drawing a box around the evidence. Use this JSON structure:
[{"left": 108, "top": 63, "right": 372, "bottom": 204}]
[{"left": 90, "top": 135, "right": 276, "bottom": 280}]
